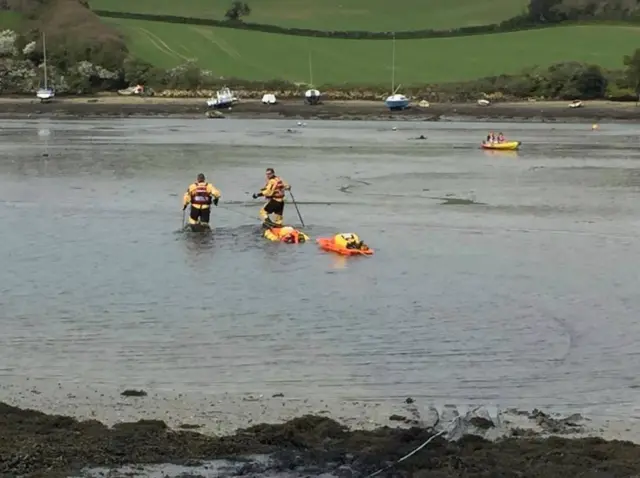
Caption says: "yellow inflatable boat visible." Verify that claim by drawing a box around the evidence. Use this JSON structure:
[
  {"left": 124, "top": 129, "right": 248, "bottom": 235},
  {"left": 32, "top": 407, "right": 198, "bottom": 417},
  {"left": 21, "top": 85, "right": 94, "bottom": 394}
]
[{"left": 481, "top": 141, "right": 521, "bottom": 151}]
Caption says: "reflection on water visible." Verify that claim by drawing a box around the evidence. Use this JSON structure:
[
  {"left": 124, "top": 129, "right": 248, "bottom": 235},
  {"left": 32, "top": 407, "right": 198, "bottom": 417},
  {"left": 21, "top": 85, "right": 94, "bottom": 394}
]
[
  {"left": 329, "top": 255, "right": 349, "bottom": 270},
  {"left": 1, "top": 118, "right": 640, "bottom": 419}
]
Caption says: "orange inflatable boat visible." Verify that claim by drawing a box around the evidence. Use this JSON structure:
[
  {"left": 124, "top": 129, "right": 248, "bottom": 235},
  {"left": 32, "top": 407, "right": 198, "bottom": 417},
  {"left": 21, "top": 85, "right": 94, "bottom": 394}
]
[{"left": 316, "top": 233, "right": 373, "bottom": 256}]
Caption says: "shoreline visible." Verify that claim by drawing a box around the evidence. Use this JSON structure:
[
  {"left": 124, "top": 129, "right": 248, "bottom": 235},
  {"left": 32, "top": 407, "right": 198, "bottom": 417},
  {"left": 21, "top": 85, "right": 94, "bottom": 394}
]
[
  {"left": 4, "top": 384, "right": 640, "bottom": 477},
  {"left": 0, "top": 97, "right": 639, "bottom": 121},
  {"left": 4, "top": 379, "right": 640, "bottom": 441}
]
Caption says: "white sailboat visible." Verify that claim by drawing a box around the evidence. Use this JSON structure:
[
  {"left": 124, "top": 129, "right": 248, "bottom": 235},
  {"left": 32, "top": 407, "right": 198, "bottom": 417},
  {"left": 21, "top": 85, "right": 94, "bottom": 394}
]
[
  {"left": 206, "top": 86, "right": 238, "bottom": 109},
  {"left": 36, "top": 32, "right": 54, "bottom": 103},
  {"left": 384, "top": 33, "right": 409, "bottom": 111},
  {"left": 304, "top": 44, "right": 320, "bottom": 105}
]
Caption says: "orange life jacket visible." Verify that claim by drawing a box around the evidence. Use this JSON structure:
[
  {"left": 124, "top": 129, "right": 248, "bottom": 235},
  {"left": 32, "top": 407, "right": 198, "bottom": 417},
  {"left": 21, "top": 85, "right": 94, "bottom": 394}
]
[
  {"left": 265, "top": 177, "right": 285, "bottom": 200},
  {"left": 272, "top": 227, "right": 302, "bottom": 243},
  {"left": 191, "top": 182, "right": 212, "bottom": 206},
  {"left": 283, "top": 230, "right": 302, "bottom": 243}
]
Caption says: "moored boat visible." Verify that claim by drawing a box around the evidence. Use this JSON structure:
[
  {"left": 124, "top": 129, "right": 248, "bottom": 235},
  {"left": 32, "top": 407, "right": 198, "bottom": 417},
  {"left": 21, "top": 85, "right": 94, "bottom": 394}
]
[
  {"left": 385, "top": 93, "right": 410, "bottom": 111},
  {"left": 481, "top": 141, "right": 521, "bottom": 151},
  {"left": 36, "top": 32, "right": 54, "bottom": 103},
  {"left": 206, "top": 87, "right": 238, "bottom": 109},
  {"left": 383, "top": 33, "right": 410, "bottom": 111},
  {"left": 304, "top": 88, "right": 321, "bottom": 105}
]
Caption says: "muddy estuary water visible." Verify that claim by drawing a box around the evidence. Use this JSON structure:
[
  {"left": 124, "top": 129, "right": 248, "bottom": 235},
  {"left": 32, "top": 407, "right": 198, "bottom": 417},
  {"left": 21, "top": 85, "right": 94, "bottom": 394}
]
[{"left": 1, "top": 118, "right": 640, "bottom": 476}]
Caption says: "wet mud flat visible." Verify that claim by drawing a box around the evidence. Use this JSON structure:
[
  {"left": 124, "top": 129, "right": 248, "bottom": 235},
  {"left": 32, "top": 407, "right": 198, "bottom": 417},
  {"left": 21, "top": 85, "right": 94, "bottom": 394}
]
[
  {"left": 1, "top": 97, "right": 640, "bottom": 122},
  {"left": 3, "top": 401, "right": 640, "bottom": 478}
]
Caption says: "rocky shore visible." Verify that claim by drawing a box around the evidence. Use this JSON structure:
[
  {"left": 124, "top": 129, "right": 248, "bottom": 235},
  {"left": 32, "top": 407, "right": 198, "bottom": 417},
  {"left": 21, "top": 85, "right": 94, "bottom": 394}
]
[
  {"left": 3, "top": 382, "right": 640, "bottom": 478},
  {"left": 1, "top": 97, "right": 640, "bottom": 122}
]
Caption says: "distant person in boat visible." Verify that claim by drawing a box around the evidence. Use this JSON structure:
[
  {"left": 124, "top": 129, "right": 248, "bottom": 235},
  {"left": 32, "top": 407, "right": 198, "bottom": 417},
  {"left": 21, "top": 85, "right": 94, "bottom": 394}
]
[
  {"left": 182, "top": 173, "right": 221, "bottom": 226},
  {"left": 497, "top": 132, "right": 505, "bottom": 142},
  {"left": 252, "top": 167, "right": 290, "bottom": 226}
]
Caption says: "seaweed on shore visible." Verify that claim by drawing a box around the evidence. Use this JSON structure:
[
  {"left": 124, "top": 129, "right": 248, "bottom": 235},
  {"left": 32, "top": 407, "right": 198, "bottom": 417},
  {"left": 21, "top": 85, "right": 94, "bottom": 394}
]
[{"left": 1, "top": 401, "right": 640, "bottom": 478}]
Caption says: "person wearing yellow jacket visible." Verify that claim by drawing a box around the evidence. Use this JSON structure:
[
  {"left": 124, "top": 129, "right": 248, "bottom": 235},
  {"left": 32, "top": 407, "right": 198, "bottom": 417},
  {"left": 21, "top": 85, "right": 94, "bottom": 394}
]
[
  {"left": 182, "top": 173, "right": 221, "bottom": 226},
  {"left": 334, "top": 233, "right": 365, "bottom": 250},
  {"left": 252, "top": 167, "right": 290, "bottom": 226}
]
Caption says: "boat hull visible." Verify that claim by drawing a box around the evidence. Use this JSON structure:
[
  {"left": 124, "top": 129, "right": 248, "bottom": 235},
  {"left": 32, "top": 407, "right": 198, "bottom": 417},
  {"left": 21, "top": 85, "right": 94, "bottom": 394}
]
[
  {"left": 206, "top": 100, "right": 234, "bottom": 109},
  {"left": 36, "top": 89, "right": 54, "bottom": 103},
  {"left": 305, "top": 95, "right": 320, "bottom": 105},
  {"left": 385, "top": 100, "right": 410, "bottom": 111},
  {"left": 481, "top": 141, "right": 521, "bottom": 151},
  {"left": 304, "top": 89, "right": 321, "bottom": 105}
]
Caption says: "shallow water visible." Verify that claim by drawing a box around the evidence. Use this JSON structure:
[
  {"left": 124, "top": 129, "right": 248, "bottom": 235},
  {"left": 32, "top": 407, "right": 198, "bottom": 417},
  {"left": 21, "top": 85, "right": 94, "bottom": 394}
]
[{"left": 1, "top": 118, "right": 640, "bottom": 419}]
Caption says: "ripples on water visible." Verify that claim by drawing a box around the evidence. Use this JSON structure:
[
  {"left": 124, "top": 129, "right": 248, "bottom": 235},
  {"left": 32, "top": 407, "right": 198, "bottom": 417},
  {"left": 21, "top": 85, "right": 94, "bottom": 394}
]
[{"left": 1, "top": 119, "right": 640, "bottom": 418}]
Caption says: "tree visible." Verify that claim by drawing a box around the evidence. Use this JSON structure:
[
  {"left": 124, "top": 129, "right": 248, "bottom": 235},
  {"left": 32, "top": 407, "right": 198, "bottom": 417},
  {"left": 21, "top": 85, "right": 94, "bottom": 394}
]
[
  {"left": 543, "top": 62, "right": 607, "bottom": 100},
  {"left": 623, "top": 48, "right": 640, "bottom": 104},
  {"left": 527, "top": 0, "right": 565, "bottom": 22},
  {"left": 224, "top": 1, "right": 251, "bottom": 21},
  {"left": 573, "top": 65, "right": 607, "bottom": 99}
]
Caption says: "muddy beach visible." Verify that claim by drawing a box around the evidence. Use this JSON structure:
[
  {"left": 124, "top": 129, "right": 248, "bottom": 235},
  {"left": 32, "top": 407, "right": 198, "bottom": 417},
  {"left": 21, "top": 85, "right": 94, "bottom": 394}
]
[
  {"left": 3, "top": 399, "right": 640, "bottom": 478},
  {"left": 0, "top": 96, "right": 639, "bottom": 121},
  {"left": 2, "top": 119, "right": 640, "bottom": 476}
]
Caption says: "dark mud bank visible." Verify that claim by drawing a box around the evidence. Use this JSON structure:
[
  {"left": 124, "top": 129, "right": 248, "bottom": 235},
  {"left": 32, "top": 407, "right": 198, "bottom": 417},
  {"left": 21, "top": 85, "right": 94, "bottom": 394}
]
[
  {"left": 2, "top": 100, "right": 640, "bottom": 122},
  {"left": 2, "top": 402, "right": 640, "bottom": 478}
]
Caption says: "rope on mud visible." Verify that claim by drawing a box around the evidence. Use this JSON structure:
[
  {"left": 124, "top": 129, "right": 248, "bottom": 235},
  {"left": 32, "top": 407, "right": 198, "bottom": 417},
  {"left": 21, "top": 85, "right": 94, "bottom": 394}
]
[
  {"left": 365, "top": 406, "right": 481, "bottom": 478},
  {"left": 217, "top": 205, "right": 257, "bottom": 220}
]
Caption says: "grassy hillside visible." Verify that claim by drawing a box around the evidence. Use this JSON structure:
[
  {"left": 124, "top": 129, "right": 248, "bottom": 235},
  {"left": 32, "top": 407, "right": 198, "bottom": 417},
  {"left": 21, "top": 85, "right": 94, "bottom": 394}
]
[
  {"left": 89, "top": 0, "right": 529, "bottom": 31},
  {"left": 1, "top": 0, "right": 634, "bottom": 97},
  {"left": 0, "top": 11, "right": 24, "bottom": 30},
  {"left": 104, "top": 20, "right": 637, "bottom": 85}
]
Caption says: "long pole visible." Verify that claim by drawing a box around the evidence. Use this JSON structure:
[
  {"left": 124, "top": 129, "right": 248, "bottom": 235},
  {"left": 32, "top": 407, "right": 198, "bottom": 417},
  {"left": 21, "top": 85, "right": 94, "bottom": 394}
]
[
  {"left": 391, "top": 32, "right": 395, "bottom": 94},
  {"left": 42, "top": 32, "right": 48, "bottom": 89},
  {"left": 308, "top": 39, "right": 313, "bottom": 87},
  {"left": 288, "top": 191, "right": 305, "bottom": 228}
]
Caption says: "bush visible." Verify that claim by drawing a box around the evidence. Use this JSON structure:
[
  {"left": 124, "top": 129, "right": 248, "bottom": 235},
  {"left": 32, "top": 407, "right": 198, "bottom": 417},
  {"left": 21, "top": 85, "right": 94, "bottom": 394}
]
[
  {"left": 29, "top": 0, "right": 128, "bottom": 71},
  {"left": 91, "top": 10, "right": 544, "bottom": 40},
  {"left": 224, "top": 1, "right": 250, "bottom": 21},
  {"left": 606, "top": 84, "right": 637, "bottom": 101},
  {"left": 122, "top": 56, "right": 163, "bottom": 85}
]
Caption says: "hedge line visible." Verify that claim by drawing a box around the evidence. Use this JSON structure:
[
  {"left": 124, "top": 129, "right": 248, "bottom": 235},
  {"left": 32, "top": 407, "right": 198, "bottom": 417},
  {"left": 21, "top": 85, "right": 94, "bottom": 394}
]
[{"left": 94, "top": 10, "right": 552, "bottom": 39}]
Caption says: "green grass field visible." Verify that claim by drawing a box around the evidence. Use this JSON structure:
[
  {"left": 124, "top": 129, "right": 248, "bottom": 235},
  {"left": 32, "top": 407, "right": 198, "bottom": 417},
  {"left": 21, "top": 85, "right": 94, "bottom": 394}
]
[
  {"left": 90, "top": 0, "right": 529, "bottom": 31},
  {"left": 0, "top": 11, "right": 25, "bottom": 30},
  {"left": 105, "top": 19, "right": 638, "bottom": 85}
]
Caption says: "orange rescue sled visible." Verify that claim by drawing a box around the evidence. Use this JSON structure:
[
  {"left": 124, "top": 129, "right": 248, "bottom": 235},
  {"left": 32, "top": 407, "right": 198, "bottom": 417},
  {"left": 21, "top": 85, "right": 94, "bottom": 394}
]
[{"left": 316, "top": 233, "right": 373, "bottom": 256}]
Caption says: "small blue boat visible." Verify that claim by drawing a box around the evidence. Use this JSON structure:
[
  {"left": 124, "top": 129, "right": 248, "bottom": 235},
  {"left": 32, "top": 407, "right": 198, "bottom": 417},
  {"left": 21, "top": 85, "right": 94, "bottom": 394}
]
[
  {"left": 383, "top": 34, "right": 410, "bottom": 111},
  {"left": 385, "top": 93, "right": 410, "bottom": 111},
  {"left": 304, "top": 88, "right": 321, "bottom": 105}
]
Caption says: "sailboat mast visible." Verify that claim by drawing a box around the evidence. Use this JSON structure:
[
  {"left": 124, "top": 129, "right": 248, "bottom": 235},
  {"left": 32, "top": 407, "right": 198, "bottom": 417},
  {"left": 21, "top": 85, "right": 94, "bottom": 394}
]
[
  {"left": 308, "top": 43, "right": 313, "bottom": 87},
  {"left": 42, "top": 32, "right": 48, "bottom": 89},
  {"left": 391, "top": 32, "right": 395, "bottom": 93}
]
